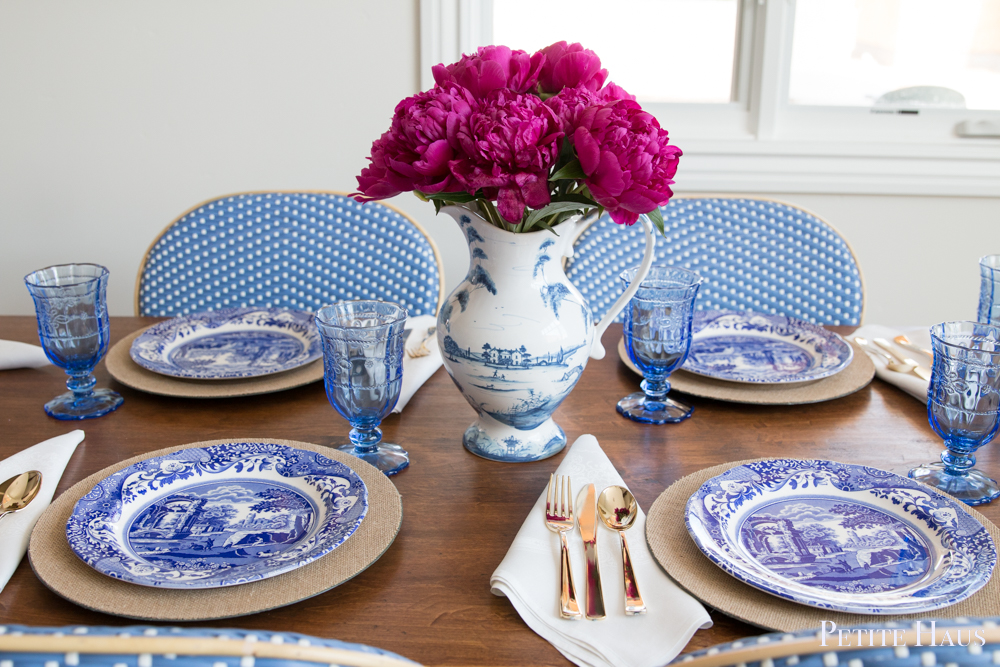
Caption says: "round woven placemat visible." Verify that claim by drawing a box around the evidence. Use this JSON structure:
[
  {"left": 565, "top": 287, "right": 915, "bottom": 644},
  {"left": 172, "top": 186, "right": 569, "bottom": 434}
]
[
  {"left": 28, "top": 438, "right": 402, "bottom": 621},
  {"left": 646, "top": 458, "right": 1000, "bottom": 632},
  {"left": 618, "top": 338, "right": 875, "bottom": 405},
  {"left": 106, "top": 328, "right": 323, "bottom": 399}
]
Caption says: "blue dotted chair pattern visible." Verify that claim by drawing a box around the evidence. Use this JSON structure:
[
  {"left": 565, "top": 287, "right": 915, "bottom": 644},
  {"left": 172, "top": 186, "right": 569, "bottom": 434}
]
[
  {"left": 565, "top": 197, "right": 864, "bottom": 325},
  {"left": 137, "top": 192, "right": 443, "bottom": 318},
  {"left": 0, "top": 624, "right": 418, "bottom": 666}
]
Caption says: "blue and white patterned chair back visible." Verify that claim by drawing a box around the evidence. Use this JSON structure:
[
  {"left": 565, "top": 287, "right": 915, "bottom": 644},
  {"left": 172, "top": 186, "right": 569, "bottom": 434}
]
[
  {"left": 565, "top": 197, "right": 864, "bottom": 325},
  {"left": 0, "top": 625, "right": 419, "bottom": 667},
  {"left": 136, "top": 192, "right": 443, "bottom": 318}
]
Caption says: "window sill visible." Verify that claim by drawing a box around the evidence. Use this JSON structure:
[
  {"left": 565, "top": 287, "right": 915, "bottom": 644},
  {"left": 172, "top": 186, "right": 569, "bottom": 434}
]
[{"left": 676, "top": 138, "right": 1000, "bottom": 197}]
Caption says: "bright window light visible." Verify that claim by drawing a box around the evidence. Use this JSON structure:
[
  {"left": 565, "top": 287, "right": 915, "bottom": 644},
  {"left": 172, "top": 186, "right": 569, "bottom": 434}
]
[
  {"left": 492, "top": 0, "right": 739, "bottom": 103},
  {"left": 788, "top": 0, "right": 1000, "bottom": 110}
]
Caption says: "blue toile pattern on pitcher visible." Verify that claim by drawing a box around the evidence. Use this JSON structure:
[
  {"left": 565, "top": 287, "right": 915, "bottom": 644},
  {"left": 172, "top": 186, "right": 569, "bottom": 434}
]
[{"left": 437, "top": 206, "right": 655, "bottom": 462}]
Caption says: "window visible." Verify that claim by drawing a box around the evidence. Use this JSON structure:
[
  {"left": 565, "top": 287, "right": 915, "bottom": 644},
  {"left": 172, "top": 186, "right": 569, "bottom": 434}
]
[
  {"left": 420, "top": 0, "right": 1000, "bottom": 196},
  {"left": 493, "top": 0, "right": 740, "bottom": 104},
  {"left": 789, "top": 0, "right": 1000, "bottom": 110}
]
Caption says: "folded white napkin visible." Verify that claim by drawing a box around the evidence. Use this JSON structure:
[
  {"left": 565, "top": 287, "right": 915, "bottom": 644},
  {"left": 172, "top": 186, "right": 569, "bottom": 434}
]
[
  {"left": 0, "top": 339, "right": 50, "bottom": 371},
  {"left": 852, "top": 325, "right": 931, "bottom": 402},
  {"left": 491, "top": 435, "right": 712, "bottom": 667},
  {"left": 0, "top": 430, "right": 84, "bottom": 594},
  {"left": 394, "top": 314, "right": 442, "bottom": 413}
]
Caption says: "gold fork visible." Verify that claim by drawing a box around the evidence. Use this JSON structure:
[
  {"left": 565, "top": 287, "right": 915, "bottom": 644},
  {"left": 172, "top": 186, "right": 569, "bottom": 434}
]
[{"left": 544, "top": 473, "right": 582, "bottom": 619}]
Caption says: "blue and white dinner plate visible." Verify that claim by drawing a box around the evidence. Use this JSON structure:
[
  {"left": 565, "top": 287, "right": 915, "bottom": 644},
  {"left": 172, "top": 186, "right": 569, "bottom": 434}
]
[
  {"left": 682, "top": 311, "right": 853, "bottom": 384},
  {"left": 685, "top": 459, "right": 996, "bottom": 614},
  {"left": 130, "top": 307, "right": 321, "bottom": 380},
  {"left": 67, "top": 442, "right": 368, "bottom": 589}
]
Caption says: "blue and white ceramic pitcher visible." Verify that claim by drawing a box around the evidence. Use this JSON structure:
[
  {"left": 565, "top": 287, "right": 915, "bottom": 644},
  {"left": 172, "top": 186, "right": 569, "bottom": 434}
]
[{"left": 436, "top": 205, "right": 655, "bottom": 462}]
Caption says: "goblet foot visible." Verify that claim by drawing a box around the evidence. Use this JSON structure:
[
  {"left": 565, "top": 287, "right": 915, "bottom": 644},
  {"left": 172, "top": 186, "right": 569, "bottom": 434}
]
[
  {"left": 617, "top": 391, "right": 693, "bottom": 424},
  {"left": 909, "top": 462, "right": 1000, "bottom": 506},
  {"left": 463, "top": 413, "right": 566, "bottom": 462},
  {"left": 337, "top": 442, "right": 409, "bottom": 476},
  {"left": 44, "top": 388, "right": 123, "bottom": 420}
]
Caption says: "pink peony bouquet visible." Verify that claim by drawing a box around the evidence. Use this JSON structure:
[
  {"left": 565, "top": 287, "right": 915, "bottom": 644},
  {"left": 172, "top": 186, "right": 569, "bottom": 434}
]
[{"left": 354, "top": 42, "right": 681, "bottom": 233}]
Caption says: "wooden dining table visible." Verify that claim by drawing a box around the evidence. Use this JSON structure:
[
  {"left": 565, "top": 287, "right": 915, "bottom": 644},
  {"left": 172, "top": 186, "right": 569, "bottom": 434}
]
[{"left": 0, "top": 316, "right": 987, "bottom": 667}]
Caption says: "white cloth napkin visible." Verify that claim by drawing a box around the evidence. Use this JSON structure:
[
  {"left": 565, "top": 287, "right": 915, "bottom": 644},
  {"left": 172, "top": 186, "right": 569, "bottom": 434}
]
[
  {"left": 0, "top": 430, "right": 84, "bottom": 594},
  {"left": 852, "top": 325, "right": 932, "bottom": 402},
  {"left": 394, "top": 314, "right": 442, "bottom": 413},
  {"left": 0, "top": 340, "right": 50, "bottom": 370},
  {"left": 491, "top": 435, "right": 712, "bottom": 667}
]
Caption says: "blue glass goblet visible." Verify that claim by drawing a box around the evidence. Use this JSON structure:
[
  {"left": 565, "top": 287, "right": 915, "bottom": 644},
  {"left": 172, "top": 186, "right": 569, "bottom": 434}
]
[
  {"left": 317, "top": 300, "right": 409, "bottom": 475},
  {"left": 617, "top": 265, "right": 703, "bottom": 424},
  {"left": 910, "top": 321, "right": 1000, "bottom": 505},
  {"left": 24, "top": 263, "right": 123, "bottom": 420},
  {"left": 978, "top": 255, "right": 1000, "bottom": 326}
]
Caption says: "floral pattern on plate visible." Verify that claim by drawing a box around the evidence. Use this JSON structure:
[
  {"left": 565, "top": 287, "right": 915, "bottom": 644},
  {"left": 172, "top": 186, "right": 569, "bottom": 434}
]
[
  {"left": 682, "top": 310, "right": 853, "bottom": 384},
  {"left": 685, "top": 459, "right": 996, "bottom": 614},
  {"left": 129, "top": 307, "right": 321, "bottom": 380},
  {"left": 67, "top": 442, "right": 367, "bottom": 589}
]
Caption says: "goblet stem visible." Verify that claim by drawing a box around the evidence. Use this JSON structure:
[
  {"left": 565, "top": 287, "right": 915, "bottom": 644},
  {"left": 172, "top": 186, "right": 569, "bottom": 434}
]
[
  {"left": 911, "top": 441, "right": 999, "bottom": 506},
  {"left": 640, "top": 377, "right": 670, "bottom": 400},
  {"left": 348, "top": 425, "right": 382, "bottom": 454},
  {"left": 339, "top": 425, "right": 408, "bottom": 476},
  {"left": 619, "top": 373, "right": 693, "bottom": 424},
  {"left": 941, "top": 445, "right": 976, "bottom": 476},
  {"left": 66, "top": 371, "right": 97, "bottom": 398},
  {"left": 44, "top": 371, "right": 122, "bottom": 421}
]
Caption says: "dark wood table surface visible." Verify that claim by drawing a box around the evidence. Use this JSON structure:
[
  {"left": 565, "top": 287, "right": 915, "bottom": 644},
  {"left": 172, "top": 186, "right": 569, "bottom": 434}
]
[{"left": 0, "top": 316, "right": 985, "bottom": 666}]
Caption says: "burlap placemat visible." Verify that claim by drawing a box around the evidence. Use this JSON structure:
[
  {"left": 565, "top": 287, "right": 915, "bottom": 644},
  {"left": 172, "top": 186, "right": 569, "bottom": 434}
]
[
  {"left": 618, "top": 338, "right": 875, "bottom": 405},
  {"left": 646, "top": 458, "right": 1000, "bottom": 632},
  {"left": 28, "top": 438, "right": 402, "bottom": 621},
  {"left": 106, "top": 328, "right": 324, "bottom": 399}
]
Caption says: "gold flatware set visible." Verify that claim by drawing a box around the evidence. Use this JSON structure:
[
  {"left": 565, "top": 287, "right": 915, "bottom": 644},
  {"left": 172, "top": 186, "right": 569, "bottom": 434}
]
[
  {"left": 854, "top": 336, "right": 932, "bottom": 381},
  {"left": 545, "top": 474, "right": 645, "bottom": 620},
  {"left": 873, "top": 337, "right": 931, "bottom": 381}
]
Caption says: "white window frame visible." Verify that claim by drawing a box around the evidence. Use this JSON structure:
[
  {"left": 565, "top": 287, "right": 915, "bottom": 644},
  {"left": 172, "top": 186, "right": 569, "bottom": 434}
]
[{"left": 420, "top": 0, "right": 1000, "bottom": 197}]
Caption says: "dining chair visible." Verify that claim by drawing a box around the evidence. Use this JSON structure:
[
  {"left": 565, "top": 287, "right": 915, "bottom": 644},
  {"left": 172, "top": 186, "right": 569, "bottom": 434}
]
[
  {"left": 136, "top": 192, "right": 443, "bottom": 318},
  {"left": 0, "top": 625, "right": 419, "bottom": 667},
  {"left": 565, "top": 196, "right": 865, "bottom": 325}
]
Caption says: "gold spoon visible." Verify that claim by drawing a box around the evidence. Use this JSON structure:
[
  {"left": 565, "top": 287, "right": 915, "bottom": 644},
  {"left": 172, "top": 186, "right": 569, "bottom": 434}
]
[
  {"left": 854, "top": 337, "right": 917, "bottom": 374},
  {"left": 597, "top": 486, "right": 646, "bottom": 615},
  {"left": 0, "top": 471, "right": 43, "bottom": 522},
  {"left": 874, "top": 338, "right": 931, "bottom": 381}
]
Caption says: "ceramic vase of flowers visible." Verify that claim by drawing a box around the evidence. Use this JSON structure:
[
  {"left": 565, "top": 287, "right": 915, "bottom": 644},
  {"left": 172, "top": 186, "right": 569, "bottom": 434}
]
[{"left": 354, "top": 42, "right": 682, "bottom": 462}]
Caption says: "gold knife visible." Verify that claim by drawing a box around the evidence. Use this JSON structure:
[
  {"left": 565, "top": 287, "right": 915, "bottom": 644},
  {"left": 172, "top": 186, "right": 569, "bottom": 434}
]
[{"left": 579, "top": 483, "right": 606, "bottom": 620}]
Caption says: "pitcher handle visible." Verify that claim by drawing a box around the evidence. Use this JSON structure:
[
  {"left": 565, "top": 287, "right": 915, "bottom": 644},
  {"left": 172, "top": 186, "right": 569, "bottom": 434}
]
[{"left": 590, "top": 214, "right": 656, "bottom": 360}]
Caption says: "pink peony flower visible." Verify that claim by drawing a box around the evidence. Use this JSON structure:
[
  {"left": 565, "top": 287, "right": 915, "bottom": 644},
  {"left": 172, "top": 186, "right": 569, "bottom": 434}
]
[
  {"left": 573, "top": 100, "right": 682, "bottom": 226},
  {"left": 451, "top": 90, "right": 563, "bottom": 223},
  {"left": 536, "top": 42, "right": 608, "bottom": 95},
  {"left": 544, "top": 82, "right": 635, "bottom": 134},
  {"left": 600, "top": 82, "right": 635, "bottom": 103},
  {"left": 432, "top": 45, "right": 545, "bottom": 98},
  {"left": 355, "top": 84, "right": 475, "bottom": 201}
]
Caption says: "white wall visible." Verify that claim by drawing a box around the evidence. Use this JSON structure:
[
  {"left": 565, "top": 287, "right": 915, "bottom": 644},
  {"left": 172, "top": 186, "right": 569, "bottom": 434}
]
[
  {"left": 0, "top": 0, "right": 468, "bottom": 317},
  {"left": 1, "top": 1, "right": 997, "bottom": 326}
]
